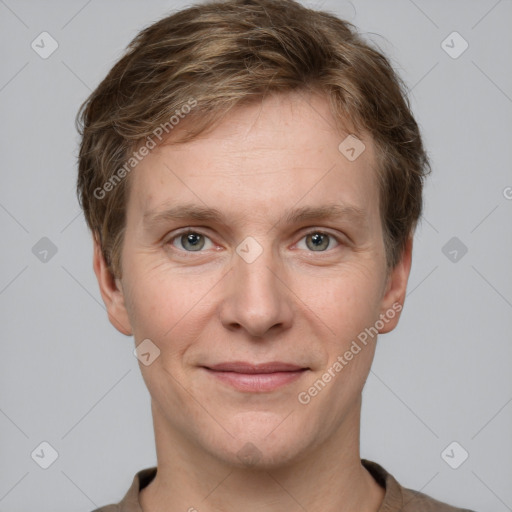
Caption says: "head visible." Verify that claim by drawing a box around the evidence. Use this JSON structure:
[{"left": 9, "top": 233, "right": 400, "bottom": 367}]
[{"left": 77, "top": 0, "right": 430, "bottom": 468}]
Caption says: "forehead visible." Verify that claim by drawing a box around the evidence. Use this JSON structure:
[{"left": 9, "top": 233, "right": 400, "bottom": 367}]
[{"left": 126, "top": 91, "right": 380, "bottom": 227}]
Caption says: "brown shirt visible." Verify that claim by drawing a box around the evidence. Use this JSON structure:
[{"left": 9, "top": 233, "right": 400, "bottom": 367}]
[{"left": 92, "top": 459, "right": 476, "bottom": 512}]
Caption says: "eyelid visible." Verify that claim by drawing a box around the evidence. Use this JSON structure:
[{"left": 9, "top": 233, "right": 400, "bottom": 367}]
[
  {"left": 165, "top": 228, "right": 216, "bottom": 252},
  {"left": 164, "top": 227, "right": 347, "bottom": 253},
  {"left": 293, "top": 228, "right": 344, "bottom": 251}
]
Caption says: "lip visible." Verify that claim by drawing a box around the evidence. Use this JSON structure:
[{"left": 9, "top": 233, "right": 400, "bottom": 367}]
[{"left": 204, "top": 361, "right": 308, "bottom": 392}]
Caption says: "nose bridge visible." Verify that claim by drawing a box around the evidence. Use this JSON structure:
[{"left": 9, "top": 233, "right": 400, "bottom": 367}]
[
  {"left": 220, "top": 237, "right": 292, "bottom": 337},
  {"left": 237, "top": 243, "right": 280, "bottom": 300}
]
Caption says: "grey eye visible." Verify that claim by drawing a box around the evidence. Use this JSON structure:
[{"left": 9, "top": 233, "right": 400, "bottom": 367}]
[
  {"left": 305, "top": 232, "right": 331, "bottom": 251},
  {"left": 178, "top": 232, "right": 206, "bottom": 251}
]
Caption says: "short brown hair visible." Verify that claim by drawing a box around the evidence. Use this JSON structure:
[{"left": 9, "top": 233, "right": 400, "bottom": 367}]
[{"left": 76, "top": 0, "right": 430, "bottom": 278}]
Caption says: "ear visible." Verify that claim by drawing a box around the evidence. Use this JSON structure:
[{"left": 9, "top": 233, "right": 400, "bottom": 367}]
[
  {"left": 92, "top": 236, "right": 133, "bottom": 336},
  {"left": 377, "top": 236, "right": 413, "bottom": 334}
]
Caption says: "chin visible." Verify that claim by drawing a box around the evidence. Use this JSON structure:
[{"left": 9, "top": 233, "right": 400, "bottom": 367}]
[
  {"left": 218, "top": 439, "right": 308, "bottom": 471},
  {"left": 203, "top": 413, "right": 318, "bottom": 470}
]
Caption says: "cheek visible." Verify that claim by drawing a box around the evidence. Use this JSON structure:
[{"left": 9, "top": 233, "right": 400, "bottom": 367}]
[
  {"left": 293, "top": 263, "right": 383, "bottom": 341},
  {"left": 123, "top": 266, "right": 219, "bottom": 354},
  {"left": 294, "top": 268, "right": 382, "bottom": 423}
]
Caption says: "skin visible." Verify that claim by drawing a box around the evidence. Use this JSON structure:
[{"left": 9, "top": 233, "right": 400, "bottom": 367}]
[{"left": 94, "top": 90, "right": 413, "bottom": 511}]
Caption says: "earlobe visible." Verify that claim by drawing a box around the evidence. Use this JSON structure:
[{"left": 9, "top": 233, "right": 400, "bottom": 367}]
[
  {"left": 378, "top": 237, "right": 413, "bottom": 334},
  {"left": 92, "top": 236, "right": 133, "bottom": 336}
]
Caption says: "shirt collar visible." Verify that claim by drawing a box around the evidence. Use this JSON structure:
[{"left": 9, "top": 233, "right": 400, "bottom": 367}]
[{"left": 116, "top": 459, "right": 405, "bottom": 511}]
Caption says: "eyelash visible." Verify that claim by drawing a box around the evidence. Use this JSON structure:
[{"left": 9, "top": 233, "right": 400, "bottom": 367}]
[{"left": 165, "top": 228, "right": 343, "bottom": 254}]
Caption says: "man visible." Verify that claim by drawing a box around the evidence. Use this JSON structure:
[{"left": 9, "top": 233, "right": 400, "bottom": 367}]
[{"left": 76, "top": 0, "right": 476, "bottom": 510}]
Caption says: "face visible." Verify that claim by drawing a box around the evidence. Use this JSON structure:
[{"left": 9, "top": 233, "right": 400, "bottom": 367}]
[{"left": 94, "top": 91, "right": 411, "bottom": 468}]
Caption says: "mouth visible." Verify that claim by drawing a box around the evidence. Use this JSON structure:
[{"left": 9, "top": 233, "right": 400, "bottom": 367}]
[{"left": 202, "top": 361, "right": 309, "bottom": 392}]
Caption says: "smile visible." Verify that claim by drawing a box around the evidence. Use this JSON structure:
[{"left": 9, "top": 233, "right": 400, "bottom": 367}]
[{"left": 203, "top": 362, "right": 309, "bottom": 392}]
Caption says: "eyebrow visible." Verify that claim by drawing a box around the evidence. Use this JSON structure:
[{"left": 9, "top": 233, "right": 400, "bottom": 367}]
[{"left": 142, "top": 202, "right": 367, "bottom": 229}]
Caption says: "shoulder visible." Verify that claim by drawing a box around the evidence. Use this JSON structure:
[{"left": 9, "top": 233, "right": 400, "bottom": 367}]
[
  {"left": 89, "top": 467, "right": 157, "bottom": 512},
  {"left": 401, "top": 486, "right": 476, "bottom": 512},
  {"left": 362, "top": 459, "right": 477, "bottom": 512}
]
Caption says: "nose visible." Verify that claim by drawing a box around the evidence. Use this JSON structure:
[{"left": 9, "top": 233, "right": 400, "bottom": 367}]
[{"left": 219, "top": 243, "right": 294, "bottom": 338}]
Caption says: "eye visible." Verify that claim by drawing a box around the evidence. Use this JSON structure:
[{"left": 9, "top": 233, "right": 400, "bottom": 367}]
[
  {"left": 169, "top": 230, "right": 214, "bottom": 252},
  {"left": 296, "top": 231, "right": 340, "bottom": 252}
]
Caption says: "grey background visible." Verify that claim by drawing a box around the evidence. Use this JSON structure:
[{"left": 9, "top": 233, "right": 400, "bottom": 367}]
[{"left": 1, "top": 0, "right": 511, "bottom": 510}]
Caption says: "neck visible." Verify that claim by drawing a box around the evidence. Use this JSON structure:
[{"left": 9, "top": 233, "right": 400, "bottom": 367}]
[{"left": 140, "top": 400, "right": 385, "bottom": 512}]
